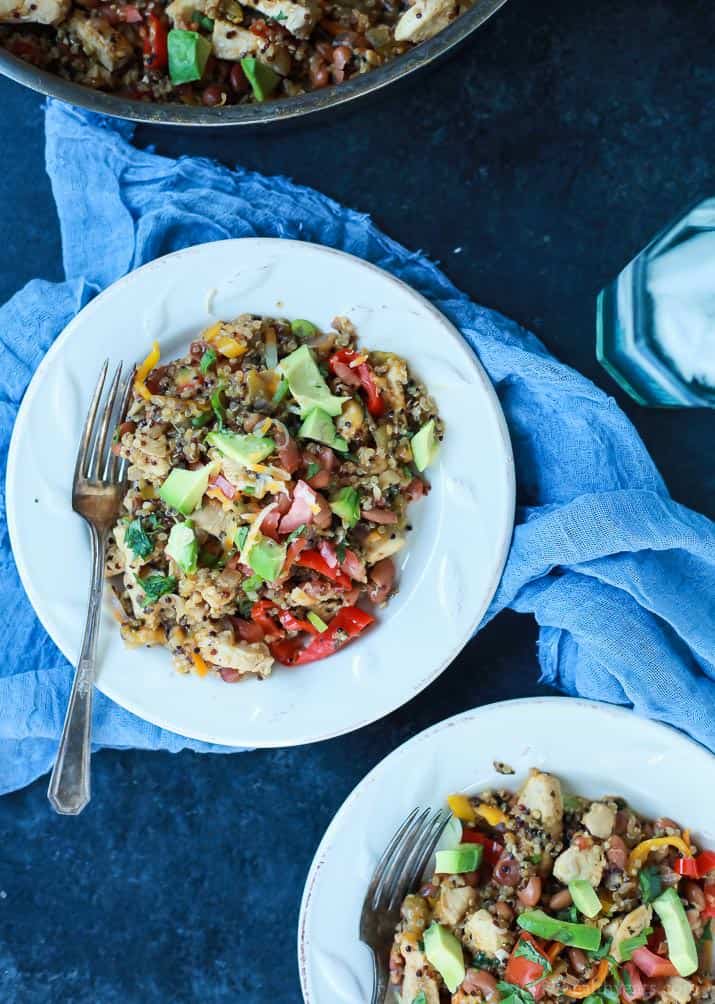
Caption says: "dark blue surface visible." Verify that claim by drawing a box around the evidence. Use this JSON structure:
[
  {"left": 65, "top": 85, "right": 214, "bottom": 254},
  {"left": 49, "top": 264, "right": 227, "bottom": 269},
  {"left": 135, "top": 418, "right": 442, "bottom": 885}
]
[{"left": 0, "top": 0, "right": 714, "bottom": 1000}]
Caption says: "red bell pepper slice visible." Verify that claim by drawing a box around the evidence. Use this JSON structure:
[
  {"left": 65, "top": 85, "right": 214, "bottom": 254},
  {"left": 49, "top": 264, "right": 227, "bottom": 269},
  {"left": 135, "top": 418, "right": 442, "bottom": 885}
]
[
  {"left": 250, "top": 600, "right": 284, "bottom": 641},
  {"left": 630, "top": 947, "right": 678, "bottom": 978},
  {"left": 620, "top": 962, "right": 645, "bottom": 1002},
  {"left": 704, "top": 883, "right": 715, "bottom": 919},
  {"left": 505, "top": 934, "right": 548, "bottom": 1000},
  {"left": 295, "top": 549, "right": 352, "bottom": 589},
  {"left": 278, "top": 610, "right": 319, "bottom": 635},
  {"left": 460, "top": 827, "right": 504, "bottom": 867},
  {"left": 674, "top": 857, "right": 700, "bottom": 878},
  {"left": 270, "top": 606, "right": 374, "bottom": 665},
  {"left": 143, "top": 13, "right": 168, "bottom": 71},
  {"left": 329, "top": 349, "right": 385, "bottom": 417}
]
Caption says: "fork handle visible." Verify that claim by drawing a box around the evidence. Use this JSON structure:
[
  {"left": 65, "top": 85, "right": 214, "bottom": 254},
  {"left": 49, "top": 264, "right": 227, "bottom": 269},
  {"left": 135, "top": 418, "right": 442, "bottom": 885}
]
[
  {"left": 370, "top": 950, "right": 390, "bottom": 1004},
  {"left": 48, "top": 526, "right": 106, "bottom": 815}
]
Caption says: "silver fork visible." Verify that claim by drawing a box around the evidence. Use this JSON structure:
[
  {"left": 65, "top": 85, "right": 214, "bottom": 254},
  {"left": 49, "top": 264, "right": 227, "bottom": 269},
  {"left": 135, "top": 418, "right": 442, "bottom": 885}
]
[
  {"left": 47, "top": 361, "right": 133, "bottom": 815},
  {"left": 360, "top": 807, "right": 450, "bottom": 1004}
]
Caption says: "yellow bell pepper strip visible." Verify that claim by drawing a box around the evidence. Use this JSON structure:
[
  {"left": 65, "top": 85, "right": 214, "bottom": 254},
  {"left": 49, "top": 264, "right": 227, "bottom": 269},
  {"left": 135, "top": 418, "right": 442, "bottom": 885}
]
[
  {"left": 563, "top": 958, "right": 609, "bottom": 999},
  {"left": 190, "top": 650, "right": 209, "bottom": 677},
  {"left": 628, "top": 836, "right": 693, "bottom": 874},
  {"left": 546, "top": 941, "right": 565, "bottom": 963},
  {"left": 475, "top": 803, "right": 509, "bottom": 827},
  {"left": 215, "top": 336, "right": 247, "bottom": 358},
  {"left": 134, "top": 340, "right": 160, "bottom": 401},
  {"left": 447, "top": 794, "right": 476, "bottom": 823},
  {"left": 201, "top": 322, "right": 222, "bottom": 343}
]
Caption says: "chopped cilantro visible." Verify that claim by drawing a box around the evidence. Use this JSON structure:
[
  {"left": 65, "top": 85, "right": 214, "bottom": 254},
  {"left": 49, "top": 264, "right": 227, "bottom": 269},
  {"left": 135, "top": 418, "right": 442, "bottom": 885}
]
[
  {"left": 274, "top": 8, "right": 287, "bottom": 18},
  {"left": 235, "top": 526, "right": 249, "bottom": 551},
  {"left": 497, "top": 982, "right": 537, "bottom": 1004},
  {"left": 125, "top": 517, "right": 154, "bottom": 559},
  {"left": 200, "top": 348, "right": 217, "bottom": 374},
  {"left": 621, "top": 967, "right": 633, "bottom": 995},
  {"left": 515, "top": 939, "right": 551, "bottom": 985},
  {"left": 305, "top": 462, "right": 321, "bottom": 479},
  {"left": 272, "top": 378, "right": 289, "bottom": 405},
  {"left": 557, "top": 905, "right": 580, "bottom": 924},
  {"left": 242, "top": 573, "right": 263, "bottom": 598},
  {"left": 471, "top": 951, "right": 500, "bottom": 973},
  {"left": 411, "top": 994, "right": 427, "bottom": 1004},
  {"left": 191, "top": 410, "right": 213, "bottom": 428},
  {"left": 336, "top": 541, "right": 347, "bottom": 563},
  {"left": 587, "top": 940, "right": 612, "bottom": 960},
  {"left": 286, "top": 525, "right": 306, "bottom": 542},
  {"left": 638, "top": 866, "right": 662, "bottom": 904},
  {"left": 210, "top": 384, "right": 226, "bottom": 430},
  {"left": 138, "top": 573, "right": 177, "bottom": 606}
]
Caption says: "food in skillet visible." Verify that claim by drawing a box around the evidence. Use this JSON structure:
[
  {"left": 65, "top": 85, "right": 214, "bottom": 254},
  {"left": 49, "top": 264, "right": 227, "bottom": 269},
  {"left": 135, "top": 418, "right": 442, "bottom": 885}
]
[
  {"left": 106, "top": 312, "right": 441, "bottom": 682},
  {"left": 391, "top": 770, "right": 715, "bottom": 1004},
  {"left": 0, "top": 0, "right": 475, "bottom": 106}
]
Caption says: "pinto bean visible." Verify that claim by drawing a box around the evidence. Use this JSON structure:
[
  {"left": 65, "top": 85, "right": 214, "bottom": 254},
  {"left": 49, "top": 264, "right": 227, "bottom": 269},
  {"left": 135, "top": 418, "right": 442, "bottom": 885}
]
[
  {"left": 517, "top": 876, "right": 542, "bottom": 907},
  {"left": 367, "top": 557, "right": 395, "bottom": 604},
  {"left": 462, "top": 969, "right": 500, "bottom": 1000},
  {"left": 462, "top": 870, "right": 481, "bottom": 888},
  {"left": 607, "top": 835, "right": 628, "bottom": 870},
  {"left": 361, "top": 507, "right": 398, "bottom": 524},
  {"left": 495, "top": 901, "right": 514, "bottom": 923},
  {"left": 549, "top": 888, "right": 573, "bottom": 910},
  {"left": 568, "top": 948, "right": 588, "bottom": 974},
  {"left": 683, "top": 880, "right": 706, "bottom": 911},
  {"left": 494, "top": 855, "right": 521, "bottom": 887}
]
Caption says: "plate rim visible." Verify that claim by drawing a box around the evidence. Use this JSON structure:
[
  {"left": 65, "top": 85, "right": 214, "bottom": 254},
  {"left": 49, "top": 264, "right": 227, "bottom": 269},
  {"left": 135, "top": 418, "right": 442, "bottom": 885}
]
[
  {"left": 7, "top": 237, "right": 516, "bottom": 747},
  {"left": 296, "top": 695, "right": 715, "bottom": 1001}
]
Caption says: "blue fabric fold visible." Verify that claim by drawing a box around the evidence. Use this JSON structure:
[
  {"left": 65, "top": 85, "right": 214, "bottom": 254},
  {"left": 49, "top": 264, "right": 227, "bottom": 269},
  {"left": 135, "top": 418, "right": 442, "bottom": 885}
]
[{"left": 1, "top": 99, "right": 713, "bottom": 795}]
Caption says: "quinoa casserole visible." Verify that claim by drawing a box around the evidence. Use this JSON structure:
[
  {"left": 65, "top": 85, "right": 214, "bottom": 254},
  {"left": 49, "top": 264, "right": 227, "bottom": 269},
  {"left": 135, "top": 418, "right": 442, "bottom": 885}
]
[
  {"left": 390, "top": 769, "right": 715, "bottom": 1004},
  {"left": 0, "top": 0, "right": 475, "bottom": 106},
  {"left": 106, "top": 311, "right": 442, "bottom": 682}
]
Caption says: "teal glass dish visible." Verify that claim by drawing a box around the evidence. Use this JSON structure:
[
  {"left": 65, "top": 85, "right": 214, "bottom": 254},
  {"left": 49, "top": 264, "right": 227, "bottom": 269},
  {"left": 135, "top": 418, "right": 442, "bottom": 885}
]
[{"left": 597, "top": 197, "right": 715, "bottom": 408}]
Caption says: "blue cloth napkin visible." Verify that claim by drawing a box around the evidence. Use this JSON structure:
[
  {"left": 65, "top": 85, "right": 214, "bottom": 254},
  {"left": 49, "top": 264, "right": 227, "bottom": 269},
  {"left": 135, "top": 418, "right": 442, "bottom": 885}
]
[{"left": 2, "top": 100, "right": 714, "bottom": 796}]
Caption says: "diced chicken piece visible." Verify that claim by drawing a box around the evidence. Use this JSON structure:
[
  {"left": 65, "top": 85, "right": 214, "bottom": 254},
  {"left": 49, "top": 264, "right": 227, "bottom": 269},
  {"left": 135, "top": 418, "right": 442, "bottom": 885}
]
[
  {"left": 463, "top": 909, "right": 510, "bottom": 957},
  {"left": 364, "top": 529, "right": 405, "bottom": 565},
  {"left": 196, "top": 628, "right": 273, "bottom": 677},
  {"left": 166, "top": 0, "right": 199, "bottom": 27},
  {"left": 518, "top": 770, "right": 564, "bottom": 839},
  {"left": 610, "top": 905, "right": 653, "bottom": 963},
  {"left": 434, "top": 884, "right": 477, "bottom": 928},
  {"left": 0, "top": 0, "right": 69, "bottom": 25},
  {"left": 663, "top": 977, "right": 694, "bottom": 1004},
  {"left": 394, "top": 0, "right": 456, "bottom": 44},
  {"left": 211, "top": 19, "right": 264, "bottom": 59},
  {"left": 192, "top": 500, "right": 237, "bottom": 541},
  {"left": 401, "top": 950, "right": 440, "bottom": 1004},
  {"left": 243, "top": 0, "right": 316, "bottom": 37},
  {"left": 583, "top": 802, "right": 617, "bottom": 840},
  {"left": 67, "top": 12, "right": 133, "bottom": 71},
  {"left": 553, "top": 842, "right": 606, "bottom": 887}
]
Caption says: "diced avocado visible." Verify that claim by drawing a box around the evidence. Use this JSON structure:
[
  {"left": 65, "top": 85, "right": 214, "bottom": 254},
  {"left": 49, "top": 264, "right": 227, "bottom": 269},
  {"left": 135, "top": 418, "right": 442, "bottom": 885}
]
[
  {"left": 158, "top": 464, "right": 214, "bottom": 516},
  {"left": 435, "top": 843, "right": 482, "bottom": 874},
  {"left": 517, "top": 910, "right": 602, "bottom": 951},
  {"left": 207, "top": 430, "right": 275, "bottom": 466},
  {"left": 166, "top": 522, "right": 198, "bottom": 574},
  {"left": 168, "top": 29, "right": 211, "bottom": 84},
  {"left": 298, "top": 407, "right": 348, "bottom": 452},
  {"left": 411, "top": 419, "right": 440, "bottom": 473},
  {"left": 291, "top": 318, "right": 317, "bottom": 339},
  {"left": 247, "top": 537, "right": 286, "bottom": 582},
  {"left": 240, "top": 57, "right": 280, "bottom": 101},
  {"left": 329, "top": 487, "right": 360, "bottom": 528},
  {"left": 569, "top": 879, "right": 602, "bottom": 919},
  {"left": 423, "top": 923, "right": 465, "bottom": 994},
  {"left": 653, "top": 888, "right": 698, "bottom": 976},
  {"left": 278, "top": 345, "right": 347, "bottom": 418}
]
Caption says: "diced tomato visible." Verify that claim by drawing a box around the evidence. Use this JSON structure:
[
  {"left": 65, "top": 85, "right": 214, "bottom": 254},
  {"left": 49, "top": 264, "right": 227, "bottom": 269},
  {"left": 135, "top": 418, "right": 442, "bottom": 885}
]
[
  {"left": 621, "top": 963, "right": 645, "bottom": 1002},
  {"left": 259, "top": 507, "right": 283, "bottom": 541},
  {"left": 250, "top": 600, "right": 284, "bottom": 641},
  {"left": 318, "top": 539, "right": 338, "bottom": 568},
  {"left": 341, "top": 547, "right": 366, "bottom": 583},
  {"left": 460, "top": 827, "right": 504, "bottom": 867},
  {"left": 505, "top": 934, "right": 547, "bottom": 1000},
  {"left": 295, "top": 549, "right": 352, "bottom": 589},
  {"left": 704, "top": 883, "right": 715, "bottom": 919},
  {"left": 695, "top": 851, "right": 715, "bottom": 878},
  {"left": 630, "top": 948, "right": 678, "bottom": 979},
  {"left": 674, "top": 857, "right": 699, "bottom": 878},
  {"left": 329, "top": 349, "right": 385, "bottom": 417},
  {"left": 118, "top": 5, "right": 143, "bottom": 22},
  {"left": 280, "top": 537, "right": 309, "bottom": 578}
]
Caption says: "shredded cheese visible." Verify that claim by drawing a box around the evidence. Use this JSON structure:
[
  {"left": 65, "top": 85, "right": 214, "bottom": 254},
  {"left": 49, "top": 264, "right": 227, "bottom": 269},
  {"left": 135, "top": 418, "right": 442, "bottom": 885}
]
[
  {"left": 134, "top": 340, "right": 160, "bottom": 400},
  {"left": 191, "top": 650, "right": 209, "bottom": 677}
]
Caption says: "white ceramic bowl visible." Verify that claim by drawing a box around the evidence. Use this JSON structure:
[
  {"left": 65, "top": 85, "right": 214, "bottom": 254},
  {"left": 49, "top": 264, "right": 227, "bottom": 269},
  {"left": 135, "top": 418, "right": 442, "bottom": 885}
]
[
  {"left": 7, "top": 238, "right": 515, "bottom": 747},
  {"left": 298, "top": 697, "right": 715, "bottom": 1002}
]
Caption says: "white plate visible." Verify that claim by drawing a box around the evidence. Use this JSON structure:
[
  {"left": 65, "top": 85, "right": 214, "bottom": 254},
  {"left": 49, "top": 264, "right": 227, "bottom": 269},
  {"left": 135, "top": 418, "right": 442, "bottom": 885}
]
[
  {"left": 298, "top": 697, "right": 715, "bottom": 1003},
  {"left": 7, "top": 239, "right": 515, "bottom": 748}
]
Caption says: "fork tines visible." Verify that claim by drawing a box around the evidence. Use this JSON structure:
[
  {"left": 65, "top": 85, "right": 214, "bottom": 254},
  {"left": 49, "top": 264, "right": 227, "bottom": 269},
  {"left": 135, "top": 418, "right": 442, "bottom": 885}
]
[{"left": 74, "top": 361, "right": 133, "bottom": 486}]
